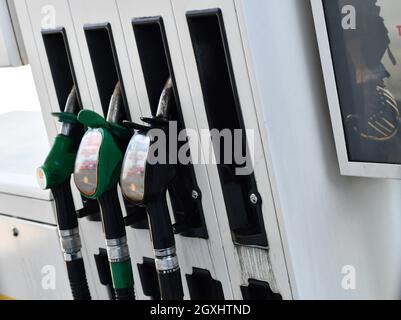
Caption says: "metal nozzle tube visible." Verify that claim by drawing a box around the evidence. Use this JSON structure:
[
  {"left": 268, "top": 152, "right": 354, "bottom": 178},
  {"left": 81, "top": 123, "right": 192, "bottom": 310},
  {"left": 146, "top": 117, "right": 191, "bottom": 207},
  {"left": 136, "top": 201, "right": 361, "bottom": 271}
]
[
  {"left": 64, "top": 86, "right": 79, "bottom": 114},
  {"left": 60, "top": 86, "right": 79, "bottom": 137},
  {"left": 106, "top": 82, "right": 124, "bottom": 124},
  {"left": 156, "top": 77, "right": 174, "bottom": 121}
]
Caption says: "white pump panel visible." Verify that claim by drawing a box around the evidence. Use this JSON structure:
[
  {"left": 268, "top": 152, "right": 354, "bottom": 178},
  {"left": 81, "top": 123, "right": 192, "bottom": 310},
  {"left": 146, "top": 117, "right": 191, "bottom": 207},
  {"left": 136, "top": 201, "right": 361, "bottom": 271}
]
[{"left": 0, "top": 0, "right": 24, "bottom": 67}]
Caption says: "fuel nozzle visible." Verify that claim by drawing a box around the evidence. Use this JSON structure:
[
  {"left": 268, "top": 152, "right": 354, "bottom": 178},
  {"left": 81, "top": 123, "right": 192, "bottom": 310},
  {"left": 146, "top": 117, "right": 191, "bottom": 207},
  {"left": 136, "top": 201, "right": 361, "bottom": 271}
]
[
  {"left": 73, "top": 81, "right": 135, "bottom": 300},
  {"left": 37, "top": 86, "right": 91, "bottom": 300},
  {"left": 37, "top": 86, "right": 83, "bottom": 190},
  {"left": 121, "top": 77, "right": 184, "bottom": 300}
]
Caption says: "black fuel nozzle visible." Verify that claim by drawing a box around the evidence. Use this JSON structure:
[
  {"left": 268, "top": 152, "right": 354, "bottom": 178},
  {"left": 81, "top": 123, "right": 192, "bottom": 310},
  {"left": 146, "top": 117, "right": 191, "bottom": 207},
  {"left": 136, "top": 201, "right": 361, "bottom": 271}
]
[{"left": 120, "top": 77, "right": 184, "bottom": 300}]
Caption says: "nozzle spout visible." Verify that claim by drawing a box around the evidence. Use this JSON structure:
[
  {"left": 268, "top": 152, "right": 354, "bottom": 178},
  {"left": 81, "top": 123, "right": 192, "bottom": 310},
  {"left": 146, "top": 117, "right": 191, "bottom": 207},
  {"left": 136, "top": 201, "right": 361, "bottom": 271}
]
[
  {"left": 64, "top": 86, "right": 79, "bottom": 115},
  {"left": 156, "top": 77, "right": 174, "bottom": 121},
  {"left": 60, "top": 86, "right": 80, "bottom": 137},
  {"left": 106, "top": 82, "right": 124, "bottom": 124}
]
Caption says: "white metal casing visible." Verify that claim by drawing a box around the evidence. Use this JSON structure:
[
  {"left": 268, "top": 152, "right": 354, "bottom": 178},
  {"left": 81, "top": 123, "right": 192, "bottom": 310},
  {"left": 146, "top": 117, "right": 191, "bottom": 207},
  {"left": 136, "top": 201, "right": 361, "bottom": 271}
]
[
  {"left": 9, "top": 0, "right": 293, "bottom": 300},
  {"left": 115, "top": 0, "right": 235, "bottom": 299},
  {"left": 8, "top": 0, "right": 400, "bottom": 300},
  {"left": 0, "top": 0, "right": 24, "bottom": 67},
  {"left": 0, "top": 215, "right": 70, "bottom": 299}
]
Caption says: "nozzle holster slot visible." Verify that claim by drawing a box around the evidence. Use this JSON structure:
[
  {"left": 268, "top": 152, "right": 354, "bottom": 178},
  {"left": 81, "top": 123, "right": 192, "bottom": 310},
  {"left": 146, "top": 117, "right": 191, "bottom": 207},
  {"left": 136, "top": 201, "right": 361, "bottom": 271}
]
[
  {"left": 187, "top": 9, "right": 268, "bottom": 247},
  {"left": 132, "top": 16, "right": 208, "bottom": 239},
  {"left": 84, "top": 23, "right": 130, "bottom": 121},
  {"left": 42, "top": 28, "right": 82, "bottom": 111}
]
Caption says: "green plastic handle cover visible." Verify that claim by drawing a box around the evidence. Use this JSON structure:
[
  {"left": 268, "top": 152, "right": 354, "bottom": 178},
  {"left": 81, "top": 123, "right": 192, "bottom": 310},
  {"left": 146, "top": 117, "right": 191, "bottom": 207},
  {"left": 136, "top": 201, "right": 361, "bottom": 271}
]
[
  {"left": 77, "top": 109, "right": 130, "bottom": 140},
  {"left": 37, "top": 111, "right": 83, "bottom": 190},
  {"left": 78, "top": 109, "right": 108, "bottom": 128},
  {"left": 52, "top": 112, "right": 79, "bottom": 124}
]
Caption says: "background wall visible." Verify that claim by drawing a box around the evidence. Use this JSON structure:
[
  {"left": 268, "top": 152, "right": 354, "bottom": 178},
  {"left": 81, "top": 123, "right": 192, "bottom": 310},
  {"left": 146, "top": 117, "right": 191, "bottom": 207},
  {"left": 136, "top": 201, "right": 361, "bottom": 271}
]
[{"left": 240, "top": 0, "right": 401, "bottom": 299}]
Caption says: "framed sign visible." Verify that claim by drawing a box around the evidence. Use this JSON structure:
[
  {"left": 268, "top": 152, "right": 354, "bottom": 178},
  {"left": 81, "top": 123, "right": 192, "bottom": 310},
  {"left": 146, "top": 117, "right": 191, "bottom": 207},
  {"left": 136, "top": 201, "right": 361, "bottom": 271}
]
[{"left": 311, "top": 0, "right": 401, "bottom": 178}]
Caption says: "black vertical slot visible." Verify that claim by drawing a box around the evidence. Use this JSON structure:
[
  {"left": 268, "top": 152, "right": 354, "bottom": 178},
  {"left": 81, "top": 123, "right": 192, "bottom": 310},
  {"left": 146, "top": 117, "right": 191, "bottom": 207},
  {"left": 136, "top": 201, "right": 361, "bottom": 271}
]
[
  {"left": 94, "top": 249, "right": 116, "bottom": 300},
  {"left": 137, "top": 258, "right": 161, "bottom": 300},
  {"left": 42, "top": 28, "right": 101, "bottom": 221},
  {"left": 241, "top": 279, "right": 282, "bottom": 300},
  {"left": 42, "top": 28, "right": 82, "bottom": 110},
  {"left": 132, "top": 17, "right": 208, "bottom": 239},
  {"left": 84, "top": 23, "right": 148, "bottom": 229},
  {"left": 84, "top": 23, "right": 130, "bottom": 120},
  {"left": 187, "top": 10, "right": 268, "bottom": 247},
  {"left": 186, "top": 268, "right": 224, "bottom": 300}
]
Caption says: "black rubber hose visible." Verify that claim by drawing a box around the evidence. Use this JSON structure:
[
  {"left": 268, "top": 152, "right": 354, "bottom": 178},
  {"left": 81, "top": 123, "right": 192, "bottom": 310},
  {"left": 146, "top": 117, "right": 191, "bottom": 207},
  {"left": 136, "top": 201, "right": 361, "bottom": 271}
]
[
  {"left": 146, "top": 192, "right": 184, "bottom": 300},
  {"left": 158, "top": 269, "right": 184, "bottom": 301},
  {"left": 114, "top": 287, "right": 136, "bottom": 301},
  {"left": 52, "top": 179, "right": 91, "bottom": 300},
  {"left": 66, "top": 259, "right": 91, "bottom": 300}
]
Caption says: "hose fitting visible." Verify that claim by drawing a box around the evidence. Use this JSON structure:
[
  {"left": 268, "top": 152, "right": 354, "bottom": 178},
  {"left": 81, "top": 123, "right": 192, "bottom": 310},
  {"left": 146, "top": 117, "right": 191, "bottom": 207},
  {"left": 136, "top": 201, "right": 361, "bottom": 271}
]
[
  {"left": 154, "top": 246, "right": 179, "bottom": 274},
  {"left": 105, "top": 236, "right": 130, "bottom": 263},
  {"left": 59, "top": 227, "right": 83, "bottom": 262}
]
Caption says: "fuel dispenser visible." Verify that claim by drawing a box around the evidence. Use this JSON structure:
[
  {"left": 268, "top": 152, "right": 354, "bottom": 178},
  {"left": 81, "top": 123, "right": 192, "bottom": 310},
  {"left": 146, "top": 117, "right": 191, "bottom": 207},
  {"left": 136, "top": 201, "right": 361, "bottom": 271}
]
[
  {"left": 37, "top": 86, "right": 91, "bottom": 300},
  {"left": 74, "top": 83, "right": 135, "bottom": 300},
  {"left": 120, "top": 78, "right": 184, "bottom": 300}
]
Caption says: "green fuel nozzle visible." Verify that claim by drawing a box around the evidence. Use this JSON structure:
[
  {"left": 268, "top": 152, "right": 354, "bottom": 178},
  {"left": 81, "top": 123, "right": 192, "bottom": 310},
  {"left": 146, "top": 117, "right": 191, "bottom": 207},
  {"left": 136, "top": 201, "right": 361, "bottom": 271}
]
[
  {"left": 37, "top": 86, "right": 91, "bottom": 300},
  {"left": 37, "top": 87, "right": 83, "bottom": 190},
  {"left": 74, "top": 82, "right": 135, "bottom": 300}
]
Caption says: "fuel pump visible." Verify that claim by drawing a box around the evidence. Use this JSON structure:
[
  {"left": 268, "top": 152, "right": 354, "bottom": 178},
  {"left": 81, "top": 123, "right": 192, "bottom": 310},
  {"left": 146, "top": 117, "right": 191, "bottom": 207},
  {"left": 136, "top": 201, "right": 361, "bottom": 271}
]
[
  {"left": 36, "top": 86, "right": 91, "bottom": 300},
  {"left": 74, "top": 83, "right": 135, "bottom": 300},
  {"left": 120, "top": 78, "right": 184, "bottom": 300}
]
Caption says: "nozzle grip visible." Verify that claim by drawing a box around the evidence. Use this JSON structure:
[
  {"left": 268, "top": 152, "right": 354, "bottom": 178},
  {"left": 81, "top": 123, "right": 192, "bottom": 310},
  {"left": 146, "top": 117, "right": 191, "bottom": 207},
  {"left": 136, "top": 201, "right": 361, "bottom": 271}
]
[
  {"left": 51, "top": 179, "right": 79, "bottom": 231},
  {"left": 147, "top": 191, "right": 175, "bottom": 250},
  {"left": 98, "top": 187, "right": 127, "bottom": 240}
]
